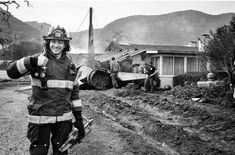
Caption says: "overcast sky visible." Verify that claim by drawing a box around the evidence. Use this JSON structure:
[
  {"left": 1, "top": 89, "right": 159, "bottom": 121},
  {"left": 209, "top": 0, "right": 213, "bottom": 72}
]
[{"left": 9, "top": 0, "right": 235, "bottom": 32}]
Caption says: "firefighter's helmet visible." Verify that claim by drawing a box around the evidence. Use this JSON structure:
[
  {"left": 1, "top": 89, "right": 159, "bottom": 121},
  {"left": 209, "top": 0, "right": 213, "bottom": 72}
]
[{"left": 43, "top": 25, "right": 72, "bottom": 41}]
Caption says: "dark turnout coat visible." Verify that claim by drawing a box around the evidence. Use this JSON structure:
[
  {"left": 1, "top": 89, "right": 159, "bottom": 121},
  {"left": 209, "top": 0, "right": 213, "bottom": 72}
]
[{"left": 6, "top": 51, "right": 82, "bottom": 124}]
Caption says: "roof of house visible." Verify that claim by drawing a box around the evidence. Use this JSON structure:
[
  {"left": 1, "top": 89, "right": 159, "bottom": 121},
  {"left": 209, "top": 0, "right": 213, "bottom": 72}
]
[
  {"left": 69, "top": 48, "right": 145, "bottom": 64},
  {"left": 70, "top": 43, "right": 200, "bottom": 65},
  {"left": 117, "top": 43, "right": 199, "bottom": 56},
  {"left": 119, "top": 43, "right": 198, "bottom": 52}
]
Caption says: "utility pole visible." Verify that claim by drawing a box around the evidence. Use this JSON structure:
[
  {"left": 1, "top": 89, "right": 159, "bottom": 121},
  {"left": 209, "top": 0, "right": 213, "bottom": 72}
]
[
  {"left": 88, "top": 7, "right": 94, "bottom": 59},
  {"left": 11, "top": 33, "right": 16, "bottom": 60}
]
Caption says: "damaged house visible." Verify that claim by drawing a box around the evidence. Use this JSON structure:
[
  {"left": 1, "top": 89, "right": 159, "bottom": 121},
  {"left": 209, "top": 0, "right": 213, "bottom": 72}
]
[{"left": 104, "top": 42, "right": 207, "bottom": 88}]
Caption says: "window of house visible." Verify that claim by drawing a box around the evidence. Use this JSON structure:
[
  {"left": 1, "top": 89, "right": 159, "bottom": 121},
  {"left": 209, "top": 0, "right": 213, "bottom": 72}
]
[
  {"left": 174, "top": 57, "right": 184, "bottom": 75},
  {"left": 156, "top": 57, "right": 160, "bottom": 72},
  {"left": 187, "top": 57, "right": 197, "bottom": 72},
  {"left": 163, "top": 56, "right": 174, "bottom": 75},
  {"left": 161, "top": 56, "right": 201, "bottom": 75},
  {"left": 151, "top": 57, "right": 160, "bottom": 72}
]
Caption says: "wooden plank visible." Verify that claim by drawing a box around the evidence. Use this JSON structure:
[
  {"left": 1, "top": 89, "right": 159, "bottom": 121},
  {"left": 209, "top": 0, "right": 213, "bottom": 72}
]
[
  {"left": 17, "top": 85, "right": 32, "bottom": 91},
  {"left": 117, "top": 72, "right": 147, "bottom": 81}
]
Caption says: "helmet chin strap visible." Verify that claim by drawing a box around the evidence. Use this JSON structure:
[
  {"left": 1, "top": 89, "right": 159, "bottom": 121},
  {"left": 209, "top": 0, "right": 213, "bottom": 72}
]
[{"left": 52, "top": 51, "right": 62, "bottom": 59}]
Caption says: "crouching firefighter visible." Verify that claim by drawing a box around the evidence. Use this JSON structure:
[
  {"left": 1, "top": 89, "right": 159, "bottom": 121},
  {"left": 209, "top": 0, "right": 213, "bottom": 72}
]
[{"left": 6, "top": 25, "right": 85, "bottom": 155}]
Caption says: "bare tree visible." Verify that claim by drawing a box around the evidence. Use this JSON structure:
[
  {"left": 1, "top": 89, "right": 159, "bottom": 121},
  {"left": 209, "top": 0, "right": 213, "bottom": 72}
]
[{"left": 0, "top": 0, "right": 31, "bottom": 56}]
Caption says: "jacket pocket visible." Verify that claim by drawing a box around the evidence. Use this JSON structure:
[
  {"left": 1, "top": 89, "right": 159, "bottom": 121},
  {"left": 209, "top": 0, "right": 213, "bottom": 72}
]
[
  {"left": 27, "top": 96, "right": 42, "bottom": 115},
  {"left": 27, "top": 104, "right": 43, "bottom": 115}
]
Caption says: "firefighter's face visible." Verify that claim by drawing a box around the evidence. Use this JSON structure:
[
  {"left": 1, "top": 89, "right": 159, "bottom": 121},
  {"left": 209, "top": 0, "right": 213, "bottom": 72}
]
[{"left": 49, "top": 40, "right": 65, "bottom": 55}]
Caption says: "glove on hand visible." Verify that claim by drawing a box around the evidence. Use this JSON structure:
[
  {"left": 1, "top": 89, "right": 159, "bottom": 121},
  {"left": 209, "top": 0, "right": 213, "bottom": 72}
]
[
  {"left": 73, "top": 111, "right": 85, "bottom": 142},
  {"left": 37, "top": 55, "right": 48, "bottom": 67}
]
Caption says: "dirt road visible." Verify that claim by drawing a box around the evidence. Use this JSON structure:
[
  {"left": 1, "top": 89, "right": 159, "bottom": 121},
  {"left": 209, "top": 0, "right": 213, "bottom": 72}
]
[
  {"left": 0, "top": 85, "right": 164, "bottom": 155},
  {"left": 0, "top": 83, "right": 235, "bottom": 155},
  {"left": 0, "top": 86, "right": 29, "bottom": 155}
]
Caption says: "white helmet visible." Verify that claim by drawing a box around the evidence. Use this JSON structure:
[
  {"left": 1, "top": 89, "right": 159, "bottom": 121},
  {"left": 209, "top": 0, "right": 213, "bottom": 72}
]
[{"left": 43, "top": 25, "right": 72, "bottom": 41}]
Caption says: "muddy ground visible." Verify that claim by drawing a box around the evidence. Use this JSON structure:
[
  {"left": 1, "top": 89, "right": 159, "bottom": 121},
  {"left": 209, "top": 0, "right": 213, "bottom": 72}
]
[{"left": 0, "top": 81, "right": 235, "bottom": 155}]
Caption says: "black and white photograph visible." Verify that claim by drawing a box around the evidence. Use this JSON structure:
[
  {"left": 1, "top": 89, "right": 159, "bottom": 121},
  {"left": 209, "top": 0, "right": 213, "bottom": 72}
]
[{"left": 0, "top": 0, "right": 235, "bottom": 154}]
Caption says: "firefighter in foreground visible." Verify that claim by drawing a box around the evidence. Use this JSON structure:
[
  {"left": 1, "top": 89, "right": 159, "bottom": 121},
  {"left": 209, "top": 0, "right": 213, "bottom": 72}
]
[{"left": 6, "top": 25, "right": 85, "bottom": 155}]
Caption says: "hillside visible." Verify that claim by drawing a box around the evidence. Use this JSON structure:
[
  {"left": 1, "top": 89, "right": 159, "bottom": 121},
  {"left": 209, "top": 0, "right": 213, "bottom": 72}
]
[
  {"left": 25, "top": 21, "right": 51, "bottom": 36},
  {"left": 71, "top": 10, "right": 235, "bottom": 53},
  {"left": 0, "top": 9, "right": 42, "bottom": 44},
  {"left": 1, "top": 9, "right": 235, "bottom": 56}
]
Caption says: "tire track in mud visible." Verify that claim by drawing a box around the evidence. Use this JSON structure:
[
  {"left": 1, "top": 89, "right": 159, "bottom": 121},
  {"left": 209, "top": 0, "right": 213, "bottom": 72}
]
[
  {"left": 80, "top": 88, "right": 235, "bottom": 155},
  {"left": 80, "top": 90, "right": 178, "bottom": 155}
]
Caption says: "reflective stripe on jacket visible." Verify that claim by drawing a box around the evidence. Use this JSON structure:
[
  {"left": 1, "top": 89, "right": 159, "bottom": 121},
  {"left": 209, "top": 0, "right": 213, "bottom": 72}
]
[{"left": 31, "top": 78, "right": 76, "bottom": 89}]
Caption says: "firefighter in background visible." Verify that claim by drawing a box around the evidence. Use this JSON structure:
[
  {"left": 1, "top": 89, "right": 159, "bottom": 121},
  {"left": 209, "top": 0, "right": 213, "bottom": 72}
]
[
  {"left": 144, "top": 62, "right": 159, "bottom": 92},
  {"left": 109, "top": 57, "right": 121, "bottom": 88},
  {"left": 6, "top": 25, "right": 85, "bottom": 155}
]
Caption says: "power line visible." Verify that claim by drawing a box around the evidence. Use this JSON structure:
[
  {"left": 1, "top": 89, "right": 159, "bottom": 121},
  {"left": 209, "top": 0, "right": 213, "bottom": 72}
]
[
  {"left": 75, "top": 9, "right": 89, "bottom": 32},
  {"left": 93, "top": 9, "right": 99, "bottom": 29}
]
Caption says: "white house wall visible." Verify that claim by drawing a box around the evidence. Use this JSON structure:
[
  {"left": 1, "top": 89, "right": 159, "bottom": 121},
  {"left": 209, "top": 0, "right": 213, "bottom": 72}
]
[
  {"left": 149, "top": 54, "right": 201, "bottom": 88},
  {"left": 159, "top": 75, "right": 174, "bottom": 88},
  {"left": 127, "top": 53, "right": 201, "bottom": 88}
]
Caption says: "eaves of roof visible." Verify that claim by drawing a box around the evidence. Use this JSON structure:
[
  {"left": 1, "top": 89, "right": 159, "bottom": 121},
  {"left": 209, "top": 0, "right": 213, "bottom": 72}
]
[
  {"left": 119, "top": 43, "right": 198, "bottom": 52},
  {"left": 147, "top": 50, "right": 199, "bottom": 55}
]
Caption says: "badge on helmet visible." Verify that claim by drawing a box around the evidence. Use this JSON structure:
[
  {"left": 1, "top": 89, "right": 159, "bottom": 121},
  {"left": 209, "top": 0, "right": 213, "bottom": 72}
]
[{"left": 43, "top": 25, "right": 72, "bottom": 41}]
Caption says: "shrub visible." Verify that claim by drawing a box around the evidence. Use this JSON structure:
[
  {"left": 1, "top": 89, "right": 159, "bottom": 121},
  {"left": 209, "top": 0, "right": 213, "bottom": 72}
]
[
  {"left": 173, "top": 72, "right": 208, "bottom": 87},
  {"left": 214, "top": 71, "right": 228, "bottom": 81},
  {"left": 164, "top": 82, "right": 234, "bottom": 108}
]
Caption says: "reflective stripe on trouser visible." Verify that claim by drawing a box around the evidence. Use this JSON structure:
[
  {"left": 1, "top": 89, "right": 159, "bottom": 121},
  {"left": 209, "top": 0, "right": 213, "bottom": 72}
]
[
  {"left": 27, "top": 120, "right": 72, "bottom": 155},
  {"left": 28, "top": 112, "right": 73, "bottom": 124}
]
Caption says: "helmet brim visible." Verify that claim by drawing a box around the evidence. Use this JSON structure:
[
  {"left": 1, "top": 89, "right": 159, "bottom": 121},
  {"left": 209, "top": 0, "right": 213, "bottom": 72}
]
[{"left": 43, "top": 36, "right": 72, "bottom": 41}]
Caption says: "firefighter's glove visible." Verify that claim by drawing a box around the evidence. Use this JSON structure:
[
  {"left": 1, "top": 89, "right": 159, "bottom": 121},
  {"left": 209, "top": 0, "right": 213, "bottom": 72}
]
[
  {"left": 30, "top": 57, "right": 38, "bottom": 70},
  {"left": 37, "top": 55, "right": 48, "bottom": 67},
  {"left": 73, "top": 111, "right": 85, "bottom": 142}
]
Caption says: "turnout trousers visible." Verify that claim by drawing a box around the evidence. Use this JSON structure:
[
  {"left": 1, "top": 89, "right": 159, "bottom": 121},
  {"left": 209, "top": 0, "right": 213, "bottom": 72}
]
[
  {"left": 144, "top": 77, "right": 154, "bottom": 92},
  {"left": 27, "top": 120, "right": 72, "bottom": 155}
]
